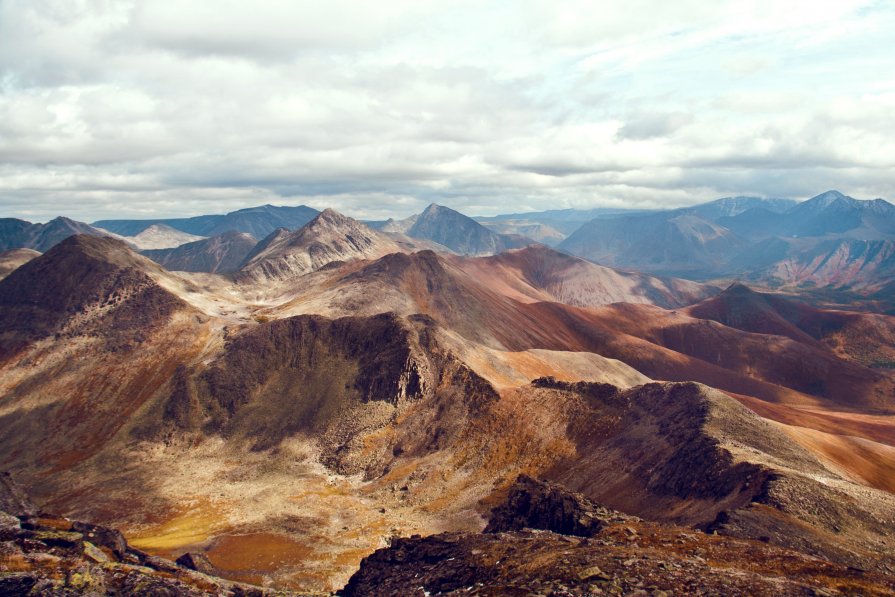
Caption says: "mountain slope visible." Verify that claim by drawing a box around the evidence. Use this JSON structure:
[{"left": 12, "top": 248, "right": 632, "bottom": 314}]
[
  {"left": 689, "top": 196, "right": 796, "bottom": 220},
  {"left": 454, "top": 245, "right": 716, "bottom": 309},
  {"left": 0, "top": 235, "right": 207, "bottom": 477},
  {"left": 94, "top": 204, "right": 319, "bottom": 238},
  {"left": 0, "top": 248, "right": 40, "bottom": 281},
  {"left": 0, "top": 233, "right": 894, "bottom": 592},
  {"left": 0, "top": 217, "right": 110, "bottom": 252},
  {"left": 119, "top": 224, "right": 205, "bottom": 250},
  {"left": 238, "top": 209, "right": 403, "bottom": 282},
  {"left": 476, "top": 220, "right": 567, "bottom": 246},
  {"left": 688, "top": 283, "right": 895, "bottom": 369},
  {"left": 0, "top": 235, "right": 195, "bottom": 362},
  {"left": 392, "top": 203, "right": 534, "bottom": 256},
  {"left": 559, "top": 212, "right": 746, "bottom": 276},
  {"left": 743, "top": 238, "right": 895, "bottom": 292},
  {"left": 142, "top": 231, "right": 257, "bottom": 273}
]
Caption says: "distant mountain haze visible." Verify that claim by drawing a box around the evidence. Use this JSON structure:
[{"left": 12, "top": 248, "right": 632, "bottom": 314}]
[
  {"left": 93, "top": 204, "right": 319, "bottom": 238},
  {"left": 0, "top": 217, "right": 110, "bottom": 252},
  {"left": 2, "top": 191, "right": 894, "bottom": 295},
  {"left": 142, "top": 231, "right": 258, "bottom": 274},
  {"left": 383, "top": 203, "right": 535, "bottom": 256},
  {"left": 557, "top": 191, "right": 895, "bottom": 294}
]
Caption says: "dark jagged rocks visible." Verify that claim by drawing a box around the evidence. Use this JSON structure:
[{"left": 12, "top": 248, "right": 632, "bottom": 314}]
[
  {"left": 176, "top": 551, "right": 219, "bottom": 576},
  {"left": 340, "top": 519, "right": 895, "bottom": 596},
  {"left": 484, "top": 474, "right": 628, "bottom": 537}
]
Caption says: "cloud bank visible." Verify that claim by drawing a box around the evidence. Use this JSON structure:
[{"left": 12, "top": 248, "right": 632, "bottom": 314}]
[{"left": 1, "top": 0, "right": 893, "bottom": 221}]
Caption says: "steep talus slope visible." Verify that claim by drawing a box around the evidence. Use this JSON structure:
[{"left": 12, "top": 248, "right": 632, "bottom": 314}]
[
  {"left": 237, "top": 209, "right": 402, "bottom": 283},
  {"left": 0, "top": 248, "right": 40, "bottom": 280},
  {"left": 528, "top": 380, "right": 895, "bottom": 571},
  {"left": 0, "top": 235, "right": 195, "bottom": 362},
  {"left": 142, "top": 231, "right": 258, "bottom": 273},
  {"left": 536, "top": 381, "right": 783, "bottom": 524},
  {"left": 149, "top": 312, "right": 499, "bottom": 477}
]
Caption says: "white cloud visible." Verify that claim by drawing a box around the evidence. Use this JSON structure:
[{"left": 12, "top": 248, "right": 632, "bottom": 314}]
[{"left": 0, "top": 0, "right": 893, "bottom": 221}]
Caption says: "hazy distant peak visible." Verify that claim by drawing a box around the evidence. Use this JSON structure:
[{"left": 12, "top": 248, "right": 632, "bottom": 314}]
[{"left": 803, "top": 190, "right": 852, "bottom": 208}]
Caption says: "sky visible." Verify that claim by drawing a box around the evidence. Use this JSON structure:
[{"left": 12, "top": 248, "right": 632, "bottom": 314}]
[{"left": 1, "top": 0, "right": 894, "bottom": 222}]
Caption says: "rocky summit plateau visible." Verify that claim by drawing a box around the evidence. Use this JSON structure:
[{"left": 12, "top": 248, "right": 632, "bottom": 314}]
[{"left": 2, "top": 196, "right": 895, "bottom": 596}]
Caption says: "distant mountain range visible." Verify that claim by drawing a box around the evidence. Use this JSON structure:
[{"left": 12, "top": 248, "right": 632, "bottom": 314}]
[
  {"left": 3, "top": 191, "right": 895, "bottom": 298},
  {"left": 0, "top": 217, "right": 108, "bottom": 252},
  {"left": 558, "top": 191, "right": 895, "bottom": 294},
  {"left": 474, "top": 207, "right": 660, "bottom": 238},
  {"left": 378, "top": 203, "right": 533, "bottom": 256},
  {"left": 94, "top": 204, "right": 320, "bottom": 238}
]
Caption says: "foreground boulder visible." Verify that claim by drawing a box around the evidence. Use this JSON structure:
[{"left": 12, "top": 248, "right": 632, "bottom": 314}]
[{"left": 176, "top": 551, "right": 219, "bottom": 576}]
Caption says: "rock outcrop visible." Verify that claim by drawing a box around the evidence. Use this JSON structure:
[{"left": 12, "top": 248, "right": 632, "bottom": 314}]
[{"left": 484, "top": 474, "right": 626, "bottom": 537}]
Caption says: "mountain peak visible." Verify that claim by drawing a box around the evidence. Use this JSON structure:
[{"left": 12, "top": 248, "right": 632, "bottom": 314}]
[
  {"left": 0, "top": 234, "right": 187, "bottom": 358},
  {"left": 312, "top": 208, "right": 353, "bottom": 225},
  {"left": 237, "top": 209, "right": 401, "bottom": 281},
  {"left": 406, "top": 203, "right": 531, "bottom": 256},
  {"left": 804, "top": 190, "right": 852, "bottom": 208},
  {"left": 721, "top": 281, "right": 756, "bottom": 295}
]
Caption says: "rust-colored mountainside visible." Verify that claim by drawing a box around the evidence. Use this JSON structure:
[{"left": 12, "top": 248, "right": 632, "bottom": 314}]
[{"left": 1, "top": 221, "right": 894, "bottom": 594}]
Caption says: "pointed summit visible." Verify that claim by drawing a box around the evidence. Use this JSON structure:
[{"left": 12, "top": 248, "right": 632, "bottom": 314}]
[
  {"left": 0, "top": 216, "right": 109, "bottom": 253},
  {"left": 406, "top": 203, "right": 532, "bottom": 256},
  {"left": 0, "top": 235, "right": 189, "bottom": 359},
  {"left": 237, "top": 209, "right": 402, "bottom": 282}
]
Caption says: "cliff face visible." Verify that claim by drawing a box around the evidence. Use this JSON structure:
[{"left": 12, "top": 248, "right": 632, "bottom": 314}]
[{"left": 154, "top": 312, "right": 498, "bottom": 476}]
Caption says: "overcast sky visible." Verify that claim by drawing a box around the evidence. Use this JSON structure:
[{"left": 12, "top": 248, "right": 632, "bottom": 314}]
[{"left": 1, "top": 0, "right": 894, "bottom": 222}]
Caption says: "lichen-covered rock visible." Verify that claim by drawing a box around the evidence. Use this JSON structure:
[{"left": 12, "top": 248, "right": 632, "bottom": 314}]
[{"left": 71, "top": 521, "right": 128, "bottom": 558}]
